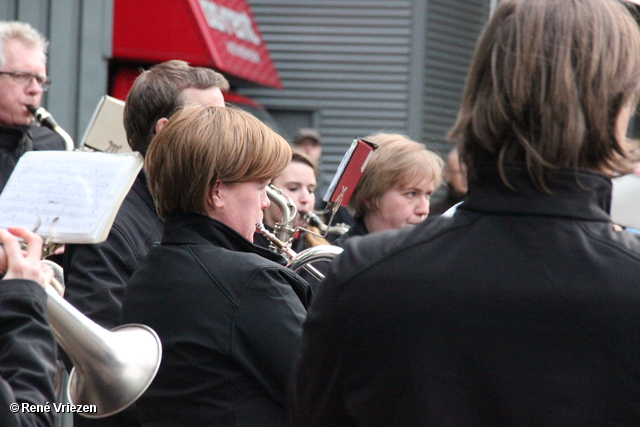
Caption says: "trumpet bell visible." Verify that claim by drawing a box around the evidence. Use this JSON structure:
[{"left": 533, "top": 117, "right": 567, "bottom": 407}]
[
  {"left": 288, "top": 245, "right": 343, "bottom": 280},
  {"left": 45, "top": 285, "right": 162, "bottom": 419},
  {"left": 67, "top": 323, "right": 162, "bottom": 418}
]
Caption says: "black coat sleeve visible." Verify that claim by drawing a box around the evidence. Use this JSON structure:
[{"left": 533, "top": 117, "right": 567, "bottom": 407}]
[
  {"left": 63, "top": 224, "right": 139, "bottom": 332},
  {"left": 289, "top": 253, "right": 350, "bottom": 426},
  {"left": 0, "top": 280, "right": 58, "bottom": 427},
  {"left": 234, "top": 268, "right": 309, "bottom": 407}
]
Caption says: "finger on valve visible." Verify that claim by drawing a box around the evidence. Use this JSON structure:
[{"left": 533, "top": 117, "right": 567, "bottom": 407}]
[{"left": 0, "top": 228, "right": 49, "bottom": 288}]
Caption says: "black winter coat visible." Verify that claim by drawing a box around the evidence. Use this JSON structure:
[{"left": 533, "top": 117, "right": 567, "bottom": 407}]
[
  {"left": 0, "top": 280, "right": 58, "bottom": 427},
  {"left": 63, "top": 171, "right": 163, "bottom": 427},
  {"left": 0, "top": 124, "right": 65, "bottom": 192},
  {"left": 292, "top": 164, "right": 640, "bottom": 426},
  {"left": 64, "top": 171, "right": 163, "bottom": 330},
  {"left": 123, "top": 211, "right": 311, "bottom": 427}
]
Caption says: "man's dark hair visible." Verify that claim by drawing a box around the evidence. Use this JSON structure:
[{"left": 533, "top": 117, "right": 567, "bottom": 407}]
[{"left": 123, "top": 60, "right": 229, "bottom": 156}]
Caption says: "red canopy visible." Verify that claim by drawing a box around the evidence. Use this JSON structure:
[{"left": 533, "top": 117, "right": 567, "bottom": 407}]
[{"left": 112, "top": 0, "right": 282, "bottom": 89}]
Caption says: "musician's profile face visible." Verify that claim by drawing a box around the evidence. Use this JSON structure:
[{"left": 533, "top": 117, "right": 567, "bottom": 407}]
[
  {"left": 364, "top": 175, "right": 435, "bottom": 233},
  {"left": 0, "top": 39, "right": 46, "bottom": 126},
  {"left": 264, "top": 161, "right": 316, "bottom": 229},
  {"left": 210, "top": 180, "right": 271, "bottom": 242}
]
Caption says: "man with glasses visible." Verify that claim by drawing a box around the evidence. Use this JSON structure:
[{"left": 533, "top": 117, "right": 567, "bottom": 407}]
[{"left": 0, "top": 21, "right": 64, "bottom": 192}]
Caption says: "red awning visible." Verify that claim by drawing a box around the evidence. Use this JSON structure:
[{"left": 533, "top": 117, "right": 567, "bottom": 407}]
[{"left": 112, "top": 0, "right": 282, "bottom": 89}]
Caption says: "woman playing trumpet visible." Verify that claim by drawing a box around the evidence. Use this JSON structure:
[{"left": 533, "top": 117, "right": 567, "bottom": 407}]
[
  {"left": 255, "top": 152, "right": 330, "bottom": 253},
  {"left": 122, "top": 105, "right": 311, "bottom": 426}
]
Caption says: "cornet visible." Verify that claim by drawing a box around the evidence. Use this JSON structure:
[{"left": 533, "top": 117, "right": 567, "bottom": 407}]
[
  {"left": 303, "top": 211, "right": 350, "bottom": 237},
  {"left": 258, "top": 185, "right": 343, "bottom": 281}
]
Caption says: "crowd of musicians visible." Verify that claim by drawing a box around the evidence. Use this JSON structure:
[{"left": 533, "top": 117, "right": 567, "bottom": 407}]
[{"left": 3, "top": 0, "right": 640, "bottom": 425}]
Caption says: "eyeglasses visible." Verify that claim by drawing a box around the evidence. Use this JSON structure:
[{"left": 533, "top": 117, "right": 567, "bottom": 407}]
[{"left": 0, "top": 71, "right": 51, "bottom": 92}]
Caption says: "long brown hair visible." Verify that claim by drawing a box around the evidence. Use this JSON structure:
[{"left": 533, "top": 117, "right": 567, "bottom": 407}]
[{"left": 449, "top": 0, "right": 640, "bottom": 191}]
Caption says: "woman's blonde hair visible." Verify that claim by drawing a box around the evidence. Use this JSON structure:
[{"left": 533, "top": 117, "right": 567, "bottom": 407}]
[
  {"left": 349, "top": 133, "right": 444, "bottom": 219},
  {"left": 449, "top": 0, "right": 640, "bottom": 190},
  {"left": 145, "top": 105, "right": 291, "bottom": 219}
]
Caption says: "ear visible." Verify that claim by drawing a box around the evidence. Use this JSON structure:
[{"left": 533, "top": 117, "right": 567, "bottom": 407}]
[
  {"left": 155, "top": 117, "right": 170, "bottom": 135},
  {"left": 208, "top": 181, "right": 224, "bottom": 211}
]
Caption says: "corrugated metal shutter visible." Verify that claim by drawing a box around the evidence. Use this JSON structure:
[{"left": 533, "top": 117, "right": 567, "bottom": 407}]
[
  {"left": 240, "top": 0, "right": 415, "bottom": 177},
  {"left": 422, "top": 0, "right": 489, "bottom": 156}
]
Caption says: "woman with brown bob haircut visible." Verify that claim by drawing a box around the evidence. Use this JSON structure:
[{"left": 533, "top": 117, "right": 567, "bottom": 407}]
[
  {"left": 335, "top": 133, "right": 443, "bottom": 243},
  {"left": 122, "top": 104, "right": 311, "bottom": 426}
]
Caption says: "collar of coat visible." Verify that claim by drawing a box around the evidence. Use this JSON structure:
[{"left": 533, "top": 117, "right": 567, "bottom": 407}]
[
  {"left": 459, "top": 163, "right": 612, "bottom": 222},
  {"left": 133, "top": 170, "right": 157, "bottom": 215},
  {"left": 0, "top": 124, "right": 30, "bottom": 149},
  {"left": 161, "top": 211, "right": 287, "bottom": 265}
]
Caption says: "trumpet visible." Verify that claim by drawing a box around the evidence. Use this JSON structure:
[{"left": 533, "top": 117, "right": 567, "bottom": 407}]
[
  {"left": 256, "top": 223, "right": 342, "bottom": 281},
  {"left": 303, "top": 211, "right": 350, "bottom": 237},
  {"left": 258, "top": 185, "right": 343, "bottom": 281},
  {"left": 265, "top": 185, "right": 297, "bottom": 244},
  {"left": 28, "top": 105, "right": 75, "bottom": 151},
  {"left": 41, "top": 260, "right": 162, "bottom": 419}
]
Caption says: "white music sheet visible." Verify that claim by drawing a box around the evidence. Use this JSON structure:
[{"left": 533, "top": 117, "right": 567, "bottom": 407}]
[{"left": 0, "top": 151, "right": 142, "bottom": 243}]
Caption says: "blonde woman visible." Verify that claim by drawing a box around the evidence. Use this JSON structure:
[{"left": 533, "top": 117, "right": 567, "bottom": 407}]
[{"left": 334, "top": 132, "right": 443, "bottom": 244}]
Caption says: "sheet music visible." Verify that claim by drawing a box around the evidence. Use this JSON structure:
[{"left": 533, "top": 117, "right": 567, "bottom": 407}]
[{"left": 0, "top": 151, "right": 143, "bottom": 243}]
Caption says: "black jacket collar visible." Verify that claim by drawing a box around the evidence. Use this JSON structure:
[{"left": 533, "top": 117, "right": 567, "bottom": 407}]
[
  {"left": 132, "top": 170, "right": 156, "bottom": 214},
  {"left": 0, "top": 124, "right": 30, "bottom": 149},
  {"left": 460, "top": 164, "right": 612, "bottom": 221},
  {"left": 332, "top": 216, "right": 368, "bottom": 248},
  {"left": 347, "top": 217, "right": 369, "bottom": 238},
  {"left": 162, "top": 211, "right": 286, "bottom": 264}
]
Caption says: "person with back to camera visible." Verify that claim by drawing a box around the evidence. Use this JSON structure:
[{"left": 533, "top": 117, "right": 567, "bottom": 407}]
[
  {"left": 62, "top": 59, "right": 229, "bottom": 427},
  {"left": 291, "top": 0, "right": 640, "bottom": 425},
  {"left": 122, "top": 104, "right": 311, "bottom": 427},
  {"left": 0, "top": 227, "right": 57, "bottom": 427},
  {"left": 0, "top": 21, "right": 65, "bottom": 193},
  {"left": 332, "top": 132, "right": 443, "bottom": 246}
]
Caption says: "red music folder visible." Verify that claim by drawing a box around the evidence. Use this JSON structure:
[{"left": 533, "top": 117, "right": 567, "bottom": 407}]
[{"left": 323, "top": 138, "right": 378, "bottom": 207}]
